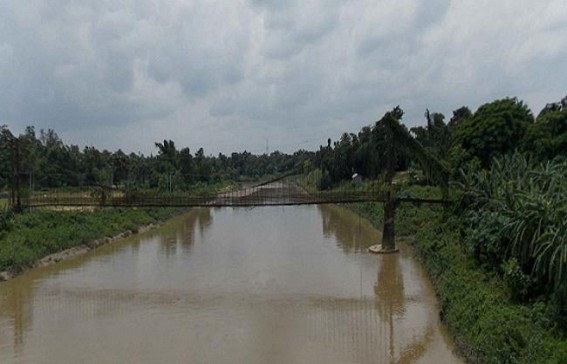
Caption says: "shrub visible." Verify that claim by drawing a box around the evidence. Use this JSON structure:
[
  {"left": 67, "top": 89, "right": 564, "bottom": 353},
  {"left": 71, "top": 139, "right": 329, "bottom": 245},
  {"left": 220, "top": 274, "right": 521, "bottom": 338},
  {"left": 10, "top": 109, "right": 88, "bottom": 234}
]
[{"left": 457, "top": 154, "right": 567, "bottom": 298}]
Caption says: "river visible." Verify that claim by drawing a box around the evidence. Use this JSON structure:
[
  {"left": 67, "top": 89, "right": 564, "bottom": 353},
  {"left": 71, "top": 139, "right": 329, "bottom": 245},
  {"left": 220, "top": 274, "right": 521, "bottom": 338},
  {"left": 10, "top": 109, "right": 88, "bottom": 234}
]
[{"left": 0, "top": 205, "right": 462, "bottom": 363}]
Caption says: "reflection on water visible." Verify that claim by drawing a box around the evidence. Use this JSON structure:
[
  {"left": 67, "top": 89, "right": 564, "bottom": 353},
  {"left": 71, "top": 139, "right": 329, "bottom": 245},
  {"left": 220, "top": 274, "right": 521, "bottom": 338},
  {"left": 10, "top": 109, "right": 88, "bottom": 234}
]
[
  {"left": 319, "top": 205, "right": 381, "bottom": 252},
  {"left": 0, "top": 279, "right": 33, "bottom": 361},
  {"left": 0, "top": 206, "right": 461, "bottom": 364},
  {"left": 159, "top": 207, "right": 212, "bottom": 258}
]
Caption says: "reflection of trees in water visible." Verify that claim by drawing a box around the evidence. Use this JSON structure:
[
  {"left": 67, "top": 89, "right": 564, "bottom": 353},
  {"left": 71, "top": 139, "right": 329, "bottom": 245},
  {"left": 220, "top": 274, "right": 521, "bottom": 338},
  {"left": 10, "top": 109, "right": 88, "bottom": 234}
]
[
  {"left": 375, "top": 254, "right": 406, "bottom": 364},
  {"left": 305, "top": 254, "right": 435, "bottom": 364},
  {"left": 318, "top": 205, "right": 380, "bottom": 252},
  {"left": 197, "top": 207, "right": 213, "bottom": 235},
  {"left": 374, "top": 254, "right": 434, "bottom": 364},
  {"left": 0, "top": 210, "right": 214, "bottom": 359},
  {"left": 307, "top": 297, "right": 387, "bottom": 363},
  {"left": 375, "top": 255, "right": 405, "bottom": 319},
  {"left": 160, "top": 208, "right": 212, "bottom": 257},
  {"left": 0, "top": 280, "right": 34, "bottom": 358}
]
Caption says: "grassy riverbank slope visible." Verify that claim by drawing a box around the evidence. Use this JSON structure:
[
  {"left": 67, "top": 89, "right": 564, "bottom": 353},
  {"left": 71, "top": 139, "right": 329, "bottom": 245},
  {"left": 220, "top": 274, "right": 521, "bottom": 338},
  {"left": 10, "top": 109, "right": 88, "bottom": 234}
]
[
  {"left": 0, "top": 207, "right": 184, "bottom": 275},
  {"left": 351, "top": 186, "right": 567, "bottom": 364}
]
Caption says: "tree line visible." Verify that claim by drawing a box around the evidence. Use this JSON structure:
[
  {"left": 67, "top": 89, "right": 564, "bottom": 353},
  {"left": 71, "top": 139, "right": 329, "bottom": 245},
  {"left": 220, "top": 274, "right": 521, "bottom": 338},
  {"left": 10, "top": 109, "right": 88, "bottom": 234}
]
[
  {"left": 0, "top": 126, "right": 315, "bottom": 193},
  {"left": 317, "top": 96, "right": 566, "bottom": 188},
  {"left": 2, "top": 95, "right": 565, "bottom": 194}
]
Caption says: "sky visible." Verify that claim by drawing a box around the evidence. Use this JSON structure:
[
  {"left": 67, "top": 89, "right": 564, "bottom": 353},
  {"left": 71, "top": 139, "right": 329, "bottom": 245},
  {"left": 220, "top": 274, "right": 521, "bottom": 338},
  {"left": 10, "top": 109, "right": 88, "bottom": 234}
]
[{"left": 0, "top": 0, "right": 566, "bottom": 156}]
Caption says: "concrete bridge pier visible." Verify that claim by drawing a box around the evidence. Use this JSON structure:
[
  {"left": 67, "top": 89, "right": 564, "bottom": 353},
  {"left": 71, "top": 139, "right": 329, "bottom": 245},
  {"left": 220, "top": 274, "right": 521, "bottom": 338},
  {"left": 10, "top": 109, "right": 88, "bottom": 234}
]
[{"left": 368, "top": 192, "right": 399, "bottom": 254}]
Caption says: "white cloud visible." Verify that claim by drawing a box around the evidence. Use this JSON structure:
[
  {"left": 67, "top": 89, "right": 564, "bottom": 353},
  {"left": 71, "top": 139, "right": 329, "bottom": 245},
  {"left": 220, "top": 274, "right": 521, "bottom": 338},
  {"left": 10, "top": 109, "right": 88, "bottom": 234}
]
[{"left": 0, "top": 0, "right": 565, "bottom": 155}]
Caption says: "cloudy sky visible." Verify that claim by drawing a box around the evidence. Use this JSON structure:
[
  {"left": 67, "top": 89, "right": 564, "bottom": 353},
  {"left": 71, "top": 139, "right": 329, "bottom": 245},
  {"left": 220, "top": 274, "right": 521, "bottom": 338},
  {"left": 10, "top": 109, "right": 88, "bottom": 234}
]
[{"left": 1, "top": 0, "right": 566, "bottom": 155}]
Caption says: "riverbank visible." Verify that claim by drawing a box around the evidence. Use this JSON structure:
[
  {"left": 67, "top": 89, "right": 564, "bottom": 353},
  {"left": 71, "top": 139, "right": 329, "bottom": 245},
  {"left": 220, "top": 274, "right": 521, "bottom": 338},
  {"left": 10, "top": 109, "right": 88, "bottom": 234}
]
[
  {"left": 347, "top": 186, "right": 567, "bottom": 364},
  {"left": 0, "top": 207, "right": 186, "bottom": 281}
]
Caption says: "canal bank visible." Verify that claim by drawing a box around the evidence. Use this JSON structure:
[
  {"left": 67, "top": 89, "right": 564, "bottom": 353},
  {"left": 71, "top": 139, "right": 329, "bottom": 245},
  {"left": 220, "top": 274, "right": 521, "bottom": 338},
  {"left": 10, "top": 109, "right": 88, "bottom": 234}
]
[
  {"left": 0, "top": 207, "right": 187, "bottom": 281},
  {"left": 346, "top": 196, "right": 567, "bottom": 363}
]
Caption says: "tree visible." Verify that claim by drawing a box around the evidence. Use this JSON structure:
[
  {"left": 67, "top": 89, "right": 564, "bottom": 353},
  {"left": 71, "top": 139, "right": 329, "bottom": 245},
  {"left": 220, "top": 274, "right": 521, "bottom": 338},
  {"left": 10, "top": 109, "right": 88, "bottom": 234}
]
[
  {"left": 452, "top": 98, "right": 534, "bottom": 168},
  {"left": 411, "top": 110, "right": 452, "bottom": 182},
  {"left": 179, "top": 147, "right": 194, "bottom": 186},
  {"left": 194, "top": 147, "right": 211, "bottom": 182},
  {"left": 110, "top": 150, "right": 130, "bottom": 186},
  {"left": 523, "top": 96, "right": 567, "bottom": 161},
  {"left": 448, "top": 106, "right": 472, "bottom": 130},
  {"left": 0, "top": 125, "right": 12, "bottom": 190},
  {"left": 155, "top": 140, "right": 179, "bottom": 170}
]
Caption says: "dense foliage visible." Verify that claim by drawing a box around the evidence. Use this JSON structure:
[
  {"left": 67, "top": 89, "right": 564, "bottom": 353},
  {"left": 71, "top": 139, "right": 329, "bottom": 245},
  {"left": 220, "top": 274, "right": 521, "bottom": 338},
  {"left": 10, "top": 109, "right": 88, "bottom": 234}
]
[
  {"left": 415, "top": 212, "right": 567, "bottom": 363},
  {"left": 458, "top": 154, "right": 567, "bottom": 311},
  {"left": 523, "top": 97, "right": 567, "bottom": 160},
  {"left": 0, "top": 126, "right": 315, "bottom": 192},
  {"left": 452, "top": 98, "right": 534, "bottom": 168},
  {"left": 317, "top": 107, "right": 412, "bottom": 189}
]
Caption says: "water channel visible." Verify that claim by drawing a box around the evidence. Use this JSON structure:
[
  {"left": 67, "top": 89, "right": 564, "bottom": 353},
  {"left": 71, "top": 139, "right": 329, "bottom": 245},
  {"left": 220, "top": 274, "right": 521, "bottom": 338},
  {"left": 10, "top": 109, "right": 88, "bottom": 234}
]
[{"left": 0, "top": 206, "right": 462, "bottom": 363}]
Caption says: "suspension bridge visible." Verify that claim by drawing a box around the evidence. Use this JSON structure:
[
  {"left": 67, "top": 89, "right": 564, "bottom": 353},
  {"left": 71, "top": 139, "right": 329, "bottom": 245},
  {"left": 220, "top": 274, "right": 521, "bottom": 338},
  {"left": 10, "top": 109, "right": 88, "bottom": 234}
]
[
  {"left": 11, "top": 174, "right": 448, "bottom": 209},
  {"left": 5, "top": 171, "right": 450, "bottom": 253}
]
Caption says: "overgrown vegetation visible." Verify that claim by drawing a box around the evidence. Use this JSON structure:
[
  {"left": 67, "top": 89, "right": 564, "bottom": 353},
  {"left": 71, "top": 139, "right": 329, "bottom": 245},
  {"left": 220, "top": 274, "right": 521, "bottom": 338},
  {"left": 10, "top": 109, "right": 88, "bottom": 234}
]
[
  {"left": 413, "top": 212, "right": 567, "bottom": 363},
  {"left": 457, "top": 155, "right": 567, "bottom": 301},
  {"left": 0, "top": 207, "right": 183, "bottom": 273}
]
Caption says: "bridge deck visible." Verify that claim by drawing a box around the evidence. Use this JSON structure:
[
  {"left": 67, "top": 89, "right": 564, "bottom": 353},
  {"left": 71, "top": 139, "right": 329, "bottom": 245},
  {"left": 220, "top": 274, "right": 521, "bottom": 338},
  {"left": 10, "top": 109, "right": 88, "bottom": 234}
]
[{"left": 21, "top": 181, "right": 450, "bottom": 208}]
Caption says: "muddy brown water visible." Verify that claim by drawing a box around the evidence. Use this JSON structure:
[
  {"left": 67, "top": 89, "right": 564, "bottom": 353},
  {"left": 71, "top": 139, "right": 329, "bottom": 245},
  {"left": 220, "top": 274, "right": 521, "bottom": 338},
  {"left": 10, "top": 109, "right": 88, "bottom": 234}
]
[{"left": 0, "top": 206, "right": 462, "bottom": 363}]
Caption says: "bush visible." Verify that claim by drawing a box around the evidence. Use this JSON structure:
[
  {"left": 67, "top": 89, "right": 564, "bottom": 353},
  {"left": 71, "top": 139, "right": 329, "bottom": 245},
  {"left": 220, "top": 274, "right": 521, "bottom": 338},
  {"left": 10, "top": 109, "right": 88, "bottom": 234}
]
[
  {"left": 413, "top": 216, "right": 566, "bottom": 363},
  {"left": 457, "top": 154, "right": 567, "bottom": 298}
]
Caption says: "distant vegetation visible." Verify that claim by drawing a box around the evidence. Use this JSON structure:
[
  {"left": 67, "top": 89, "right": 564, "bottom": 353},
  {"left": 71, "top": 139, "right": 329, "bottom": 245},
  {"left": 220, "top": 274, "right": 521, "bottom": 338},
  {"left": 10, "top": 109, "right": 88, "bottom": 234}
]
[
  {"left": 2, "top": 95, "right": 564, "bottom": 194},
  {"left": 0, "top": 126, "right": 315, "bottom": 193}
]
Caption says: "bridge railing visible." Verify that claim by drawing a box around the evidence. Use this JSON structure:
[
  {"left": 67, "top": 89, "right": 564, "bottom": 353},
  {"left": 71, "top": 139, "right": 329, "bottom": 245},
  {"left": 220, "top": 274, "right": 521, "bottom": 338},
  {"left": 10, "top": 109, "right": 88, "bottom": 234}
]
[{"left": 21, "top": 174, "right": 451, "bottom": 208}]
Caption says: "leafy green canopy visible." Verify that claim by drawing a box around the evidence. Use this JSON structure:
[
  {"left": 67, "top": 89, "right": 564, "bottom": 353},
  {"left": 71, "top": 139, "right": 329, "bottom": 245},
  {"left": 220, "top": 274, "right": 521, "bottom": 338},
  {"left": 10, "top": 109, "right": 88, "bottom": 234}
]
[
  {"left": 458, "top": 153, "right": 567, "bottom": 300},
  {"left": 523, "top": 97, "right": 567, "bottom": 161},
  {"left": 0, "top": 126, "right": 315, "bottom": 192},
  {"left": 453, "top": 98, "right": 534, "bottom": 168},
  {"left": 317, "top": 106, "right": 449, "bottom": 191},
  {"left": 0, "top": 125, "right": 13, "bottom": 190}
]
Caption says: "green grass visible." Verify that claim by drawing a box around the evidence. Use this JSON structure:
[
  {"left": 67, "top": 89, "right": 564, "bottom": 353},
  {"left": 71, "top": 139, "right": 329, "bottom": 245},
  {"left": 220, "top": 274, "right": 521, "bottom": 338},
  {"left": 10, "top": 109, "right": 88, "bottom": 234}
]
[{"left": 0, "top": 207, "right": 185, "bottom": 273}]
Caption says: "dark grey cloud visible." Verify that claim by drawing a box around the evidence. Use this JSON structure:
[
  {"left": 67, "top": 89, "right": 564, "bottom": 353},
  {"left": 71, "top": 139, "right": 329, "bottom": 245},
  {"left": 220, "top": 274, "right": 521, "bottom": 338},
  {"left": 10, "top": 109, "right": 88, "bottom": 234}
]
[{"left": 0, "top": 0, "right": 565, "bottom": 155}]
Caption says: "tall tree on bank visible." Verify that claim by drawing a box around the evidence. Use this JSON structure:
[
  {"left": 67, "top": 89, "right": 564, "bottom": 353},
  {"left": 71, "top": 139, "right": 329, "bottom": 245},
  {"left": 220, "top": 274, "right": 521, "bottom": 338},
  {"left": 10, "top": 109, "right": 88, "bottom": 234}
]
[
  {"left": 523, "top": 96, "right": 567, "bottom": 161},
  {"left": 0, "top": 126, "right": 11, "bottom": 190},
  {"left": 452, "top": 97, "right": 534, "bottom": 168}
]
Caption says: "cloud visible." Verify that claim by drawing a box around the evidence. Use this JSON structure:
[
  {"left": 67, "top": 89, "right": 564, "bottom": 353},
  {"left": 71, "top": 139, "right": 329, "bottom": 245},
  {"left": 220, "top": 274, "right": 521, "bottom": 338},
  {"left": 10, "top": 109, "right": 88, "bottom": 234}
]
[{"left": 0, "top": 0, "right": 565, "bottom": 155}]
